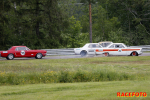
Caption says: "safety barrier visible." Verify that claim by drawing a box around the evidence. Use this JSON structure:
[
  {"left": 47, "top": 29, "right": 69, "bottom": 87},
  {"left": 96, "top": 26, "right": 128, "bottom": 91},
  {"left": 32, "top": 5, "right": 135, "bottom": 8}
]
[
  {"left": 42, "top": 48, "right": 75, "bottom": 56},
  {"left": 130, "top": 45, "right": 150, "bottom": 52}
]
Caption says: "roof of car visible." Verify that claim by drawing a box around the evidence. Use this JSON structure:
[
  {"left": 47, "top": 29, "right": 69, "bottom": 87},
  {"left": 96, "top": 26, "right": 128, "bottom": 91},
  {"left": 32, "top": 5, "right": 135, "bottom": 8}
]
[
  {"left": 110, "top": 43, "right": 124, "bottom": 44},
  {"left": 99, "top": 41, "right": 113, "bottom": 43},
  {"left": 12, "top": 46, "right": 27, "bottom": 47},
  {"left": 86, "top": 43, "right": 99, "bottom": 44}
]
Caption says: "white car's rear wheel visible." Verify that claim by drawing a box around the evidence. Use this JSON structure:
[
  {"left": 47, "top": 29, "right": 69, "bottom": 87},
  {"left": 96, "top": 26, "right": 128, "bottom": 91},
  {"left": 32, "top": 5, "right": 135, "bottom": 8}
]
[
  {"left": 6, "top": 54, "right": 14, "bottom": 60},
  {"left": 104, "top": 52, "right": 109, "bottom": 57},
  {"left": 131, "top": 51, "right": 138, "bottom": 56},
  {"left": 80, "top": 50, "right": 87, "bottom": 57}
]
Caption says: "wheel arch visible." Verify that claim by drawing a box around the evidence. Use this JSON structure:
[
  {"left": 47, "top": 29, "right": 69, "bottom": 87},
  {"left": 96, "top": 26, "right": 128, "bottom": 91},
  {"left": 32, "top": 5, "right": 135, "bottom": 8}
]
[
  {"left": 130, "top": 51, "right": 138, "bottom": 56},
  {"left": 6, "top": 53, "right": 14, "bottom": 60},
  {"left": 80, "top": 50, "right": 88, "bottom": 57},
  {"left": 103, "top": 52, "right": 109, "bottom": 57},
  {"left": 35, "top": 53, "right": 43, "bottom": 59},
  {"left": 80, "top": 50, "right": 87, "bottom": 54}
]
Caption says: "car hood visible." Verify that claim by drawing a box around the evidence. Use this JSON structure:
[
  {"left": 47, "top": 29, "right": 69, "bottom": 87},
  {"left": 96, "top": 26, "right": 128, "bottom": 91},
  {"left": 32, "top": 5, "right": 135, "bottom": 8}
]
[
  {"left": 30, "top": 50, "right": 47, "bottom": 53},
  {"left": 126, "top": 47, "right": 142, "bottom": 49}
]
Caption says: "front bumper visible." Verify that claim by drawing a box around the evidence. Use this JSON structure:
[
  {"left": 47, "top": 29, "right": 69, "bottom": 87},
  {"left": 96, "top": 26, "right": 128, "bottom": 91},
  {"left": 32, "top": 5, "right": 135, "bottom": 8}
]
[
  {"left": 42, "top": 53, "right": 47, "bottom": 57},
  {"left": 139, "top": 52, "right": 143, "bottom": 55}
]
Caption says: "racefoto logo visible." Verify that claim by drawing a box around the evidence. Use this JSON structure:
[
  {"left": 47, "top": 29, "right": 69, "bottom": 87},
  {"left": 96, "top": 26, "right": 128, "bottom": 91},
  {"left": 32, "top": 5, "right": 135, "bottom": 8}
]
[{"left": 117, "top": 92, "right": 147, "bottom": 97}]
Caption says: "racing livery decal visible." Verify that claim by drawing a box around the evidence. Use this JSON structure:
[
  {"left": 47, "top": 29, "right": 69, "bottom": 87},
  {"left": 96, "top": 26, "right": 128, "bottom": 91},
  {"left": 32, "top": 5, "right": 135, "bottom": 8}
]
[{"left": 21, "top": 50, "right": 25, "bottom": 55}]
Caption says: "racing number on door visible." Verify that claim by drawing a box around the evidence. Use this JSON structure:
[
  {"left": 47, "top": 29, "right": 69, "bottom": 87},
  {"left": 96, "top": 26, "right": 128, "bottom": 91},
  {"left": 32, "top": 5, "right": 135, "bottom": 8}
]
[
  {"left": 118, "top": 49, "right": 122, "bottom": 52},
  {"left": 21, "top": 50, "right": 25, "bottom": 56}
]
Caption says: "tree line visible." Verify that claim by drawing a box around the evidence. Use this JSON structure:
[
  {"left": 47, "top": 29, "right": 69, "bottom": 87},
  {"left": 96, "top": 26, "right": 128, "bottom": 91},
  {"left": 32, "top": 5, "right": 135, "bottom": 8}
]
[{"left": 0, "top": 0, "right": 150, "bottom": 50}]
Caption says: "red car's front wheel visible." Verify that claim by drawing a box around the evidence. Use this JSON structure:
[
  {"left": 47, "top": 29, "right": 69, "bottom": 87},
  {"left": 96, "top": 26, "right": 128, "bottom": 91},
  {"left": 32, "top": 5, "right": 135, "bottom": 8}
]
[{"left": 35, "top": 53, "right": 42, "bottom": 59}]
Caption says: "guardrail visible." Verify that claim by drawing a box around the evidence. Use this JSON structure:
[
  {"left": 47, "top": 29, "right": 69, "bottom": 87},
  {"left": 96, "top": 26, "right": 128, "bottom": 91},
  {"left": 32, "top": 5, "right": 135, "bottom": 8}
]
[
  {"left": 42, "top": 48, "right": 75, "bottom": 56},
  {"left": 130, "top": 45, "right": 150, "bottom": 52}
]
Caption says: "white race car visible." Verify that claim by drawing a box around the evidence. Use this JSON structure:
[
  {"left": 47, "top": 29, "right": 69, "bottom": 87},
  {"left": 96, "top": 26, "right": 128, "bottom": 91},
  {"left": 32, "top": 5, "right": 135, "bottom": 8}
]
[
  {"left": 95, "top": 43, "right": 143, "bottom": 56},
  {"left": 74, "top": 43, "right": 103, "bottom": 56}
]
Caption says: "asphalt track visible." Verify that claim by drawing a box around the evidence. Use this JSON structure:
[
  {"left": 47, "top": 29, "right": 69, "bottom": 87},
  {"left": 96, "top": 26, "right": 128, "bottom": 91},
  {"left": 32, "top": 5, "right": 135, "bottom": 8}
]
[{"left": 0, "top": 53, "right": 150, "bottom": 60}]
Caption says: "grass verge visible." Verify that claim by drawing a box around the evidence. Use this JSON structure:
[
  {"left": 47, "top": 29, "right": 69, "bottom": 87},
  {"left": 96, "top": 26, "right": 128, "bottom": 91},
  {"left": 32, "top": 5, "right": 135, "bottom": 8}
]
[
  {"left": 0, "top": 56, "right": 150, "bottom": 99},
  {"left": 1, "top": 56, "right": 150, "bottom": 85},
  {"left": 0, "top": 80, "right": 149, "bottom": 100}
]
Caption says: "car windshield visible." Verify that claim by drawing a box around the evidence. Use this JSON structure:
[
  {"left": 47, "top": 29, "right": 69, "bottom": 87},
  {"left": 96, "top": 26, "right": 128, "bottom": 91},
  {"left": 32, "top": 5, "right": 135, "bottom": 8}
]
[
  {"left": 82, "top": 44, "right": 89, "bottom": 48},
  {"left": 123, "top": 43, "right": 127, "bottom": 48},
  {"left": 26, "top": 47, "right": 30, "bottom": 50},
  {"left": 100, "top": 43, "right": 112, "bottom": 47},
  {"left": 8, "top": 47, "right": 12, "bottom": 50}
]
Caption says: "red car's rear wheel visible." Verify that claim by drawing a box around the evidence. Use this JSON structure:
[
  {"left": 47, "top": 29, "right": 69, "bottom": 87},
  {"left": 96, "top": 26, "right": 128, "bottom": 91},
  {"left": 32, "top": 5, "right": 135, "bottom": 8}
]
[{"left": 6, "top": 54, "right": 14, "bottom": 60}]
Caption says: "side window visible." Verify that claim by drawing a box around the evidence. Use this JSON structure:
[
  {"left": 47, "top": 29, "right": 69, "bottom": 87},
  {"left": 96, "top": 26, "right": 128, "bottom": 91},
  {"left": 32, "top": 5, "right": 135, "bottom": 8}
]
[
  {"left": 92, "top": 44, "right": 96, "bottom": 48},
  {"left": 109, "top": 44, "right": 114, "bottom": 48},
  {"left": 15, "top": 47, "right": 27, "bottom": 51},
  {"left": 100, "top": 43, "right": 105, "bottom": 47},
  {"left": 89, "top": 44, "right": 101, "bottom": 48},
  {"left": 119, "top": 44, "right": 125, "bottom": 48},
  {"left": 115, "top": 45, "right": 120, "bottom": 48},
  {"left": 115, "top": 44, "right": 125, "bottom": 48},
  {"left": 88, "top": 44, "right": 92, "bottom": 48},
  {"left": 105, "top": 43, "right": 111, "bottom": 47},
  {"left": 96, "top": 44, "right": 101, "bottom": 48}
]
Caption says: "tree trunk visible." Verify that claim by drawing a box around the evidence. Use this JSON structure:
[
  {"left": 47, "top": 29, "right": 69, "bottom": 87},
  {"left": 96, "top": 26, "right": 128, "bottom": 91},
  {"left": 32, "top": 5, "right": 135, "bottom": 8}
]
[
  {"left": 89, "top": 0, "right": 92, "bottom": 43},
  {"left": 36, "top": 0, "right": 40, "bottom": 37}
]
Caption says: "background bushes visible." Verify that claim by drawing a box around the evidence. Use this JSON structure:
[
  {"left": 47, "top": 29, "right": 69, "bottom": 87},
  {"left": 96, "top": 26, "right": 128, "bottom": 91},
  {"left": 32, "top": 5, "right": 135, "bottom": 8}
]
[{"left": 0, "top": 70, "right": 134, "bottom": 85}]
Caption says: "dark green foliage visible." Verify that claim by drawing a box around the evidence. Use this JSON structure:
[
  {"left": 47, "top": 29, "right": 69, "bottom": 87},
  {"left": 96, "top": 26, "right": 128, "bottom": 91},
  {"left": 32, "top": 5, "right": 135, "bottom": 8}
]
[
  {"left": 0, "top": 0, "right": 69, "bottom": 49},
  {"left": 0, "top": 0, "right": 150, "bottom": 50}
]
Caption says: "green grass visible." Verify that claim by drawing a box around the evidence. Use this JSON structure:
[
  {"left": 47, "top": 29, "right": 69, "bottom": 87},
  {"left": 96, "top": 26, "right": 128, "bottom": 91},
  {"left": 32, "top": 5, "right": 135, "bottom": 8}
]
[
  {"left": 0, "top": 56, "right": 150, "bottom": 85},
  {"left": 0, "top": 56, "right": 150, "bottom": 99},
  {"left": 0, "top": 81, "right": 149, "bottom": 100}
]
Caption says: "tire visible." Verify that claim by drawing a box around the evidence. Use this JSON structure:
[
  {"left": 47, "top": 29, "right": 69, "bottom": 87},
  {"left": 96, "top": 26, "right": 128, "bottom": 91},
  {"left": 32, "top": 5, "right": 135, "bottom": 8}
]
[
  {"left": 104, "top": 52, "right": 109, "bottom": 57},
  {"left": 80, "top": 50, "right": 87, "bottom": 57},
  {"left": 6, "top": 54, "right": 14, "bottom": 60},
  {"left": 35, "top": 53, "right": 43, "bottom": 59},
  {"left": 131, "top": 51, "right": 138, "bottom": 56}
]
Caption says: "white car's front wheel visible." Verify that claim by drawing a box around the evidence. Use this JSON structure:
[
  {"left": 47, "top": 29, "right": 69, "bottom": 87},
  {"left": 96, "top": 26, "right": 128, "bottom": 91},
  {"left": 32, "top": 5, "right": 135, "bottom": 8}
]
[{"left": 80, "top": 50, "right": 87, "bottom": 57}]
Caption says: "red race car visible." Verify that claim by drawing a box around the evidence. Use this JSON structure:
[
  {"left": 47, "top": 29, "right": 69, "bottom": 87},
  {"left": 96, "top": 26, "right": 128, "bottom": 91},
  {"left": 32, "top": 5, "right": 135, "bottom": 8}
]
[{"left": 0, "top": 46, "right": 47, "bottom": 60}]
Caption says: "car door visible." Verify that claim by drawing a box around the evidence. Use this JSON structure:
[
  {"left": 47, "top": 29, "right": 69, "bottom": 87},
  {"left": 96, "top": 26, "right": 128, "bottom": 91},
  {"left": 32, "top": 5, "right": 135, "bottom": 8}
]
[
  {"left": 105, "top": 44, "right": 117, "bottom": 55},
  {"left": 15, "top": 47, "right": 27, "bottom": 57},
  {"left": 113, "top": 44, "right": 126, "bottom": 55},
  {"left": 25, "top": 49, "right": 36, "bottom": 57},
  {"left": 88, "top": 44, "right": 101, "bottom": 55}
]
